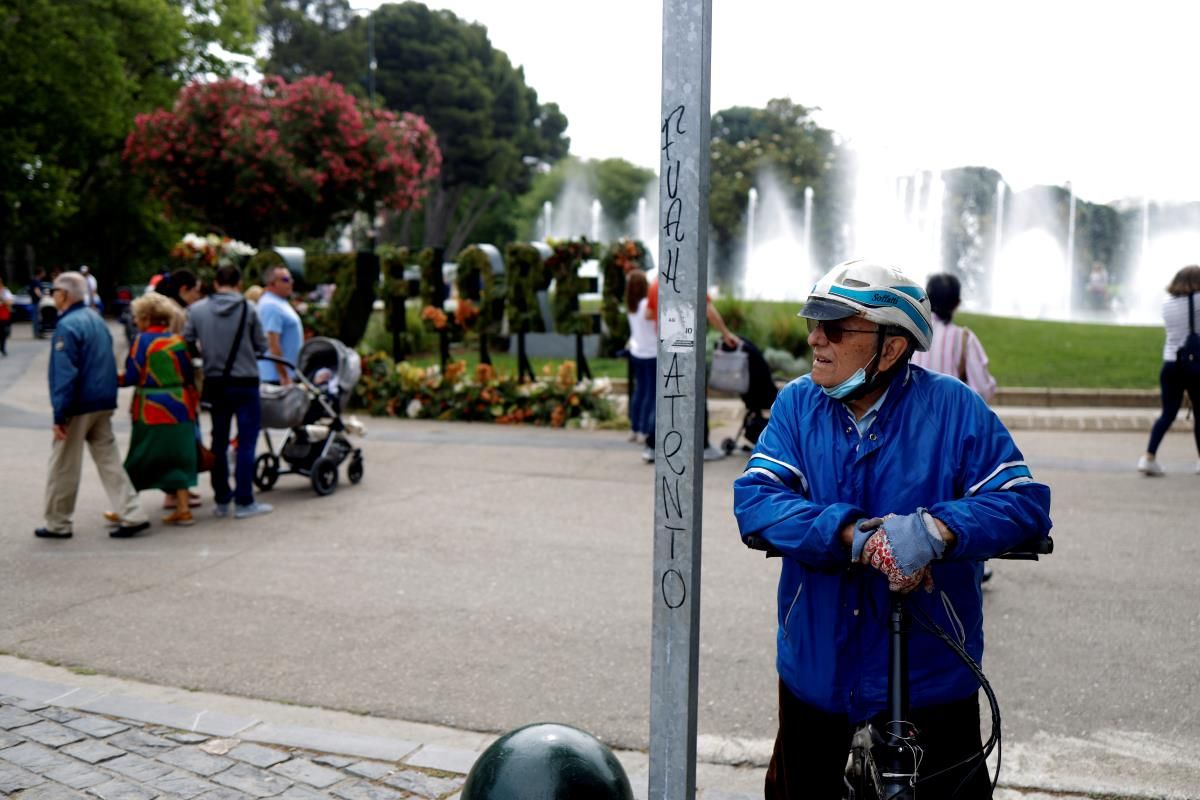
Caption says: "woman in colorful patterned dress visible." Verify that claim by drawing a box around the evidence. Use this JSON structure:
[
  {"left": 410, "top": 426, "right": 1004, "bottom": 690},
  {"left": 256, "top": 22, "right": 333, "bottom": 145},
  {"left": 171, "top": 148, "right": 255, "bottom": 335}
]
[{"left": 121, "top": 292, "right": 199, "bottom": 526}]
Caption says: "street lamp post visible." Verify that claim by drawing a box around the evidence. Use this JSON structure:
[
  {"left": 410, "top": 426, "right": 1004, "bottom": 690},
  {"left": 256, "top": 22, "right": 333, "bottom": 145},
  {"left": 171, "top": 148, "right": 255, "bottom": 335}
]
[{"left": 367, "top": 11, "right": 376, "bottom": 105}]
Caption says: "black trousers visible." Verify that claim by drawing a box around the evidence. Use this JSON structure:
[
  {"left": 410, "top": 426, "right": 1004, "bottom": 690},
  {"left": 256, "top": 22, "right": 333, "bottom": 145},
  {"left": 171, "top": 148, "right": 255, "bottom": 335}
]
[
  {"left": 1147, "top": 361, "right": 1200, "bottom": 456},
  {"left": 765, "top": 680, "right": 991, "bottom": 800}
]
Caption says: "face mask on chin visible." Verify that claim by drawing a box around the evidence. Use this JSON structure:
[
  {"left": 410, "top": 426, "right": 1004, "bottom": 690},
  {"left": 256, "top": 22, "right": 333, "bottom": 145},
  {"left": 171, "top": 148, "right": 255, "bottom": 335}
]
[{"left": 822, "top": 351, "right": 880, "bottom": 400}]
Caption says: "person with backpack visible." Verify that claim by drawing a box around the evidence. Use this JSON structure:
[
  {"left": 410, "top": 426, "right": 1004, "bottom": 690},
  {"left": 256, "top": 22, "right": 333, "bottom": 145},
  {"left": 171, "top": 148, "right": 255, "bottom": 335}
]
[
  {"left": 183, "top": 264, "right": 272, "bottom": 519},
  {"left": 1138, "top": 264, "right": 1200, "bottom": 476}
]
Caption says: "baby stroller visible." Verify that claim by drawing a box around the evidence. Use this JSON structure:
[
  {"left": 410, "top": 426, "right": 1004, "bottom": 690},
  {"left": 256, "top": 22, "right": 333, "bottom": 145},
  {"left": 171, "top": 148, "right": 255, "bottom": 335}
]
[
  {"left": 36, "top": 294, "right": 58, "bottom": 338},
  {"left": 255, "top": 337, "right": 366, "bottom": 496},
  {"left": 716, "top": 337, "right": 778, "bottom": 455}
]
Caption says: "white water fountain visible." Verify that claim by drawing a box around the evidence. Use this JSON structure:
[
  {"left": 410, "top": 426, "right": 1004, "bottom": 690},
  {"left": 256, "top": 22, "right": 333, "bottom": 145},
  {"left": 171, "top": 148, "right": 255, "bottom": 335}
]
[
  {"left": 541, "top": 201, "right": 553, "bottom": 240},
  {"left": 740, "top": 172, "right": 809, "bottom": 300},
  {"left": 802, "top": 186, "right": 814, "bottom": 277},
  {"left": 848, "top": 156, "right": 945, "bottom": 290},
  {"left": 1064, "top": 181, "right": 1076, "bottom": 312},
  {"left": 589, "top": 199, "right": 602, "bottom": 242},
  {"left": 992, "top": 179, "right": 1007, "bottom": 271}
]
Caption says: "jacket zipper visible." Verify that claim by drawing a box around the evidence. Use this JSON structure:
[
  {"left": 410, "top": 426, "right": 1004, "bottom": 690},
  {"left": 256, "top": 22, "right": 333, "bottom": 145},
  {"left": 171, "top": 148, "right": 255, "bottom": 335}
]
[{"left": 781, "top": 581, "right": 803, "bottom": 639}]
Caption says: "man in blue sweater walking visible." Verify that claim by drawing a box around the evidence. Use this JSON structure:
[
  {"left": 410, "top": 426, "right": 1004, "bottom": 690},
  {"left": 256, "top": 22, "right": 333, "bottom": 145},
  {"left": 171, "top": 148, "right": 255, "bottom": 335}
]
[{"left": 37, "top": 271, "right": 149, "bottom": 540}]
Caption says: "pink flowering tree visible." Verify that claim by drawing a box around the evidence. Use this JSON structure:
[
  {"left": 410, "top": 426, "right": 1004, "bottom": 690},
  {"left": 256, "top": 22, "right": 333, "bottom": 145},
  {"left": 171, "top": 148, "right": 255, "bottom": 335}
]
[{"left": 123, "top": 75, "right": 441, "bottom": 246}]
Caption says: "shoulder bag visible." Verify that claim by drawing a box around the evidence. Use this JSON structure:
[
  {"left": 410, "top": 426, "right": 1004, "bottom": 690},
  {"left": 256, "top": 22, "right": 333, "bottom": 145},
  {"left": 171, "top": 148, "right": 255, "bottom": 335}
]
[
  {"left": 1176, "top": 292, "right": 1200, "bottom": 380},
  {"left": 200, "top": 300, "right": 248, "bottom": 408}
]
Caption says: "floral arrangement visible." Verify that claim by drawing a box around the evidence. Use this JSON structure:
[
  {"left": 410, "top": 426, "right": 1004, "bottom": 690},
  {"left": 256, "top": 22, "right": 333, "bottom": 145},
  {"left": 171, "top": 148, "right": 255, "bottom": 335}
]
[
  {"left": 125, "top": 76, "right": 441, "bottom": 246},
  {"left": 505, "top": 242, "right": 548, "bottom": 333},
  {"left": 170, "top": 233, "right": 257, "bottom": 268},
  {"left": 354, "top": 353, "right": 616, "bottom": 428},
  {"left": 544, "top": 237, "right": 595, "bottom": 335},
  {"left": 420, "top": 305, "right": 449, "bottom": 331}
]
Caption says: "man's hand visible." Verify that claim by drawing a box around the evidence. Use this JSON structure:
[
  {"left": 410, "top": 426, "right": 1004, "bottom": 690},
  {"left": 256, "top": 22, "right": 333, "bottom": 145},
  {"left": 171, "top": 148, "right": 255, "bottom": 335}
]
[
  {"left": 858, "top": 510, "right": 946, "bottom": 592},
  {"left": 52, "top": 424, "right": 68, "bottom": 441}
]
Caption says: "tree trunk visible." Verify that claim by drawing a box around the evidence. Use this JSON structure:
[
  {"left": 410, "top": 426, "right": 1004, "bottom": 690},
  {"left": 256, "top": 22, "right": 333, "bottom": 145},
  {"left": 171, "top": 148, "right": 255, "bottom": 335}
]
[
  {"left": 446, "top": 188, "right": 502, "bottom": 255},
  {"left": 422, "top": 182, "right": 466, "bottom": 249}
]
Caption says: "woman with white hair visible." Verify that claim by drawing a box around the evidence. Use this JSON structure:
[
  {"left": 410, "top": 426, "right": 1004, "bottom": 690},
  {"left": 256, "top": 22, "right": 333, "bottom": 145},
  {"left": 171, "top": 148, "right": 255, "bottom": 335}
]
[{"left": 119, "top": 292, "right": 199, "bottom": 525}]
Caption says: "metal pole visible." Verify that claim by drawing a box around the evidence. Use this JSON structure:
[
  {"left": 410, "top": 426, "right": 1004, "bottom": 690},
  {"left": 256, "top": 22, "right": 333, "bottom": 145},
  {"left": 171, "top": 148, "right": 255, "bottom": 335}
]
[
  {"left": 648, "top": 1, "right": 711, "bottom": 799},
  {"left": 368, "top": 13, "right": 376, "bottom": 105}
]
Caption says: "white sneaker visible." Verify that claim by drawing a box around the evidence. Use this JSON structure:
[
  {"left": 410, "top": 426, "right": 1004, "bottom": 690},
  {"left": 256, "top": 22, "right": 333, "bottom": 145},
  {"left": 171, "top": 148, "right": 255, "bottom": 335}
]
[
  {"left": 235, "top": 501, "right": 274, "bottom": 519},
  {"left": 702, "top": 445, "right": 726, "bottom": 462},
  {"left": 1137, "top": 455, "right": 1164, "bottom": 476},
  {"left": 641, "top": 448, "right": 654, "bottom": 463},
  {"left": 213, "top": 503, "right": 230, "bottom": 518}
]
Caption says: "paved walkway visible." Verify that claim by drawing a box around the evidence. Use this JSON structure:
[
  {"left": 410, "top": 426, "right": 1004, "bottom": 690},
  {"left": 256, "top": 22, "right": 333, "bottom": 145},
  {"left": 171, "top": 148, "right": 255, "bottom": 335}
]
[
  {"left": 2, "top": 322, "right": 1196, "bottom": 800},
  {"left": 0, "top": 658, "right": 1101, "bottom": 800}
]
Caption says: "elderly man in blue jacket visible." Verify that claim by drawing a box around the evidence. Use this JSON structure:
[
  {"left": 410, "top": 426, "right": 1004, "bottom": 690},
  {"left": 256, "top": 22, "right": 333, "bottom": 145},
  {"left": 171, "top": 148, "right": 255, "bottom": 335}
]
[
  {"left": 37, "top": 271, "right": 148, "bottom": 540},
  {"left": 734, "top": 259, "right": 1052, "bottom": 799}
]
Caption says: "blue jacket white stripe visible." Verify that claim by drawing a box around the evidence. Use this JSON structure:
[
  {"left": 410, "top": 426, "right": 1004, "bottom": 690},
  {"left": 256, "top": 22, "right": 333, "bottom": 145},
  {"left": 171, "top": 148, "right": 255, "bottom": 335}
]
[{"left": 733, "top": 365, "right": 1052, "bottom": 720}]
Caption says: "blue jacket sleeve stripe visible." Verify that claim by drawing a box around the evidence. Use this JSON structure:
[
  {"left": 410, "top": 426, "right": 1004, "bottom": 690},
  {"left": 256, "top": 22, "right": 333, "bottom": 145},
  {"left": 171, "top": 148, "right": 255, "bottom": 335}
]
[
  {"left": 746, "top": 454, "right": 809, "bottom": 494},
  {"left": 966, "top": 461, "right": 1034, "bottom": 496}
]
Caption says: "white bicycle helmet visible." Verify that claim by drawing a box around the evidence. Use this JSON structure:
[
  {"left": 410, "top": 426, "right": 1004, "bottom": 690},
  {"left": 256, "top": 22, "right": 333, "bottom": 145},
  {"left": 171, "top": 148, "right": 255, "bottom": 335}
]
[{"left": 799, "top": 258, "right": 933, "bottom": 352}]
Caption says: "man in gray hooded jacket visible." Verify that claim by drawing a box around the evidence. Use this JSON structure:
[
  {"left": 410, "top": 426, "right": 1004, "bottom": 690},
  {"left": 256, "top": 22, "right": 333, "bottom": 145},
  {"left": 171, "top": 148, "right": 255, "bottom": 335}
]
[{"left": 184, "top": 265, "right": 272, "bottom": 519}]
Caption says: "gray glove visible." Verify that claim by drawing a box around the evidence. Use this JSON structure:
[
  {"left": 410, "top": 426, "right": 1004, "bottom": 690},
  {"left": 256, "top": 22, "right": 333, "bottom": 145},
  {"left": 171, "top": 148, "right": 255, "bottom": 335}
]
[
  {"left": 850, "top": 517, "right": 885, "bottom": 563},
  {"left": 871, "top": 509, "right": 945, "bottom": 576}
]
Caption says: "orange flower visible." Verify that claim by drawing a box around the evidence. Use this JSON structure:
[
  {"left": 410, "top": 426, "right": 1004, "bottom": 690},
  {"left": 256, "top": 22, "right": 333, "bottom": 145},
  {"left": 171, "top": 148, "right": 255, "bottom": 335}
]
[
  {"left": 445, "top": 360, "right": 467, "bottom": 382},
  {"left": 550, "top": 405, "right": 567, "bottom": 428},
  {"left": 455, "top": 298, "right": 479, "bottom": 328},
  {"left": 420, "top": 305, "right": 448, "bottom": 330},
  {"left": 474, "top": 363, "right": 495, "bottom": 384}
]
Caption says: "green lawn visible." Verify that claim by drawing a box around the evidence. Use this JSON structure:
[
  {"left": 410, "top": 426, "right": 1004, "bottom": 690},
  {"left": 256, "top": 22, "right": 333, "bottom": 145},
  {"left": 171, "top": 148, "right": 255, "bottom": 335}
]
[
  {"left": 377, "top": 308, "right": 1168, "bottom": 390},
  {"left": 957, "top": 312, "right": 1162, "bottom": 389}
]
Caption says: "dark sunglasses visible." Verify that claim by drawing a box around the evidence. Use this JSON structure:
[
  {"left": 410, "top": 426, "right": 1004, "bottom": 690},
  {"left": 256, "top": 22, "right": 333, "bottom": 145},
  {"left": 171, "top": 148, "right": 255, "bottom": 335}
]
[
  {"left": 275, "top": 274, "right": 293, "bottom": 284},
  {"left": 806, "top": 318, "right": 878, "bottom": 343}
]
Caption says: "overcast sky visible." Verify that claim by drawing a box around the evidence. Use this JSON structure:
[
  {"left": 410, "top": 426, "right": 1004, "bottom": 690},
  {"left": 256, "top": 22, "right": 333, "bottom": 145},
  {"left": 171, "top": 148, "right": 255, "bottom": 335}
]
[{"left": 351, "top": 0, "right": 1200, "bottom": 205}]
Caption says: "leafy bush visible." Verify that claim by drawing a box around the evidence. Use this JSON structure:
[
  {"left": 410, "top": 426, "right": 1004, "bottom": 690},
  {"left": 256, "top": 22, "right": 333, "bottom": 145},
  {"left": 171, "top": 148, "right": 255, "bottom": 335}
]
[{"left": 354, "top": 353, "right": 616, "bottom": 427}]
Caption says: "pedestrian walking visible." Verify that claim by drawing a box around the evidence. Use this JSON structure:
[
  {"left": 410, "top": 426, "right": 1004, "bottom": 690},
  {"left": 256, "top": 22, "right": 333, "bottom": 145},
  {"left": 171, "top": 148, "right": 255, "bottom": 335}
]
[
  {"left": 1138, "top": 264, "right": 1200, "bottom": 476},
  {"left": 734, "top": 259, "right": 1051, "bottom": 798},
  {"left": 80, "top": 265, "right": 102, "bottom": 313},
  {"left": 645, "top": 277, "right": 740, "bottom": 461},
  {"left": 257, "top": 264, "right": 302, "bottom": 386},
  {"left": 910, "top": 273, "right": 997, "bottom": 403},
  {"left": 28, "top": 268, "right": 49, "bottom": 338},
  {"left": 0, "top": 276, "right": 12, "bottom": 355},
  {"left": 184, "top": 264, "right": 272, "bottom": 519},
  {"left": 625, "top": 269, "right": 656, "bottom": 458},
  {"left": 120, "top": 293, "right": 200, "bottom": 526},
  {"left": 153, "top": 267, "right": 203, "bottom": 512},
  {"left": 37, "top": 271, "right": 149, "bottom": 540},
  {"left": 155, "top": 268, "right": 203, "bottom": 310}
]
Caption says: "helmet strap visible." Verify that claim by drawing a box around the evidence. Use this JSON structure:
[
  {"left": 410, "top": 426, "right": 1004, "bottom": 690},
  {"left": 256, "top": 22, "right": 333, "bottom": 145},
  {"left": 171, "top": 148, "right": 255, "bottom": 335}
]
[{"left": 838, "top": 330, "right": 895, "bottom": 403}]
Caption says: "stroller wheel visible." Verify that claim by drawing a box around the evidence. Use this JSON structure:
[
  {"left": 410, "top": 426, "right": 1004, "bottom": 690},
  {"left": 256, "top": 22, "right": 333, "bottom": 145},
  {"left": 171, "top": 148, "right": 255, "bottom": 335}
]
[
  {"left": 311, "top": 456, "right": 339, "bottom": 496},
  {"left": 347, "top": 453, "right": 364, "bottom": 485},
  {"left": 253, "top": 453, "right": 280, "bottom": 491},
  {"left": 721, "top": 437, "right": 736, "bottom": 455}
]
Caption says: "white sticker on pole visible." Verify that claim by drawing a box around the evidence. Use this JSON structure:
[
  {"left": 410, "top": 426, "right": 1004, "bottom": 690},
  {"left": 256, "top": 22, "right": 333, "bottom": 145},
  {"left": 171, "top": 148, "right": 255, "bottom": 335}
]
[{"left": 660, "top": 303, "right": 697, "bottom": 353}]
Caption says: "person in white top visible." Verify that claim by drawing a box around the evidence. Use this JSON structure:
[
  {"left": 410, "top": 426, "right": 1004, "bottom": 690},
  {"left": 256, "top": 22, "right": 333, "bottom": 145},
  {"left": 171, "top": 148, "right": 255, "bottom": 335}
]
[
  {"left": 1138, "top": 264, "right": 1200, "bottom": 476},
  {"left": 910, "top": 273, "right": 997, "bottom": 403},
  {"left": 80, "top": 265, "right": 101, "bottom": 312},
  {"left": 625, "top": 269, "right": 657, "bottom": 459}
]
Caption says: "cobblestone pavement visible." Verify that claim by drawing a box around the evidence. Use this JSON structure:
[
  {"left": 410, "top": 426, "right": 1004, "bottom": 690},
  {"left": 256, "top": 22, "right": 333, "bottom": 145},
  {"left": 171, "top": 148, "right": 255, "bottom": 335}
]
[{"left": 0, "top": 695, "right": 467, "bottom": 800}]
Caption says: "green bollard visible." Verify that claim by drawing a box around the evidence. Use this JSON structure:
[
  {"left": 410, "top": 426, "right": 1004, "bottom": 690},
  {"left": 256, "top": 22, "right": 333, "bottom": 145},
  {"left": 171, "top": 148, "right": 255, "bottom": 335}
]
[{"left": 461, "top": 723, "right": 633, "bottom": 800}]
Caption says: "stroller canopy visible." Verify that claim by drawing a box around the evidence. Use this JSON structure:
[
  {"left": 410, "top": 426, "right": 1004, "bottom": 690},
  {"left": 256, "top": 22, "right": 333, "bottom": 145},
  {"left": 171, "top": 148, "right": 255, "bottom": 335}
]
[{"left": 297, "top": 337, "right": 362, "bottom": 409}]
